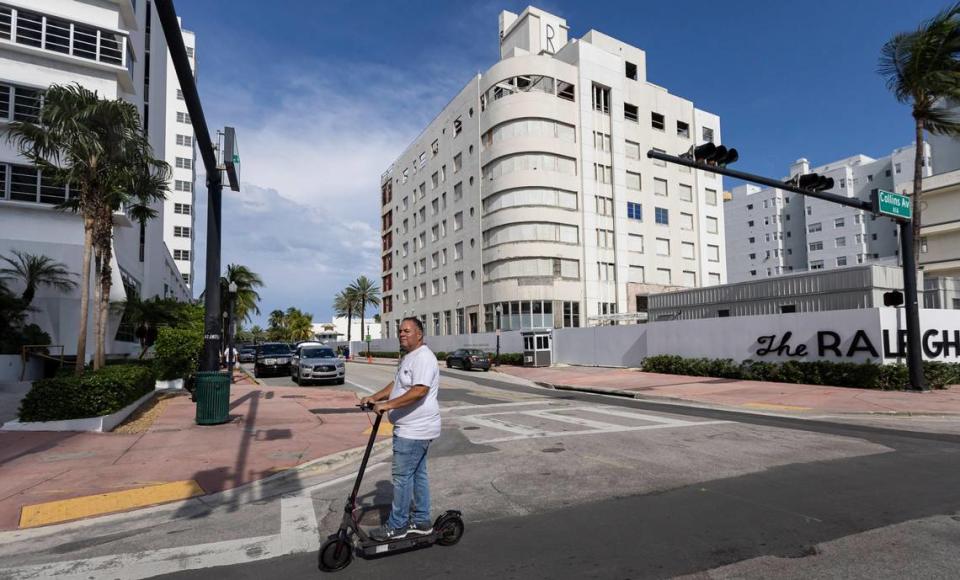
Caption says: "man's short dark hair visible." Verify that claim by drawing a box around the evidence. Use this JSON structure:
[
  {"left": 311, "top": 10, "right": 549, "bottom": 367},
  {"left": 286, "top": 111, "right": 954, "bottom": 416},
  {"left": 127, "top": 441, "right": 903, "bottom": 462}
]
[{"left": 401, "top": 317, "right": 424, "bottom": 334}]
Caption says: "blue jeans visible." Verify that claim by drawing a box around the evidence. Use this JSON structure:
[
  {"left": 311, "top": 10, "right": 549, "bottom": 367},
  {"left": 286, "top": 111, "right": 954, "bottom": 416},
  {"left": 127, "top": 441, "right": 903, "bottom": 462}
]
[{"left": 386, "top": 435, "right": 432, "bottom": 529}]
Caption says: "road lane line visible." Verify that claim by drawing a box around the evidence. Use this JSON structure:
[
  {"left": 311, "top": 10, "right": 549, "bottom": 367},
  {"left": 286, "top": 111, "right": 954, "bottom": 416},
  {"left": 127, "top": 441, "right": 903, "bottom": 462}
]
[
  {"left": 443, "top": 400, "right": 565, "bottom": 412},
  {"left": 571, "top": 406, "right": 705, "bottom": 426},
  {"left": 472, "top": 420, "right": 731, "bottom": 444},
  {"left": 460, "top": 415, "right": 548, "bottom": 437},
  {"left": 521, "top": 409, "right": 624, "bottom": 431},
  {"left": 345, "top": 379, "right": 376, "bottom": 394}
]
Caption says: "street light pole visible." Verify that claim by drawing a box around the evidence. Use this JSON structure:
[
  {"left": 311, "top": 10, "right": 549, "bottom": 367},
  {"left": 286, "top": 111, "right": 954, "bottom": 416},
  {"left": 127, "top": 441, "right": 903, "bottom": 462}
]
[
  {"left": 227, "top": 282, "right": 237, "bottom": 382},
  {"left": 495, "top": 304, "right": 502, "bottom": 366}
]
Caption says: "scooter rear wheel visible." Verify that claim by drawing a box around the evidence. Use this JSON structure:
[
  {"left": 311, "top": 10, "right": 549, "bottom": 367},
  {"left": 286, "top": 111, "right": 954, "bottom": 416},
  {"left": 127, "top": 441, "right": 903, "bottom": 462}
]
[
  {"left": 318, "top": 537, "right": 352, "bottom": 572},
  {"left": 437, "top": 516, "right": 464, "bottom": 546}
]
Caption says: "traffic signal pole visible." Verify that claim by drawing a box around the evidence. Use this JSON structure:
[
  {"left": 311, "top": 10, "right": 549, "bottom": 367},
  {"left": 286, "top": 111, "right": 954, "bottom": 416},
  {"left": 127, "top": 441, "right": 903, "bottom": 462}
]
[
  {"left": 155, "top": 0, "right": 224, "bottom": 373},
  {"left": 648, "top": 149, "right": 927, "bottom": 391}
]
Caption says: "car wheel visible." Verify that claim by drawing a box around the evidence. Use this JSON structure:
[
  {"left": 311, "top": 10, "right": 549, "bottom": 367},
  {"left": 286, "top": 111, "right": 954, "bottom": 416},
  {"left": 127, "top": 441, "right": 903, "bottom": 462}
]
[
  {"left": 464, "top": 361, "right": 471, "bottom": 371},
  {"left": 292, "top": 373, "right": 299, "bottom": 385},
  {"left": 446, "top": 360, "right": 452, "bottom": 368},
  {"left": 337, "top": 378, "right": 345, "bottom": 385}
]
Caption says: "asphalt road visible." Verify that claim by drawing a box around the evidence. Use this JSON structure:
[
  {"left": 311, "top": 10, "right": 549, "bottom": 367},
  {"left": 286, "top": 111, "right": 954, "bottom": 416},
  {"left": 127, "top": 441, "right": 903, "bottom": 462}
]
[{"left": 2, "top": 362, "right": 959, "bottom": 579}]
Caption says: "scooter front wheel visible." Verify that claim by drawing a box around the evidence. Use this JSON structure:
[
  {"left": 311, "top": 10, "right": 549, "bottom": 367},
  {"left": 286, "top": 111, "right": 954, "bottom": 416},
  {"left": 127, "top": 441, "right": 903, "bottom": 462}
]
[
  {"left": 437, "top": 516, "right": 464, "bottom": 546},
  {"left": 318, "top": 537, "right": 352, "bottom": 572}
]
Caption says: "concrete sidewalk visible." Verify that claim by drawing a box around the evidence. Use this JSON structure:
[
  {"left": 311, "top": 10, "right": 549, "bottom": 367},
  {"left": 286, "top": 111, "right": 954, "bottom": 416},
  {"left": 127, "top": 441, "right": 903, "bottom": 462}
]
[
  {"left": 0, "top": 369, "right": 382, "bottom": 531},
  {"left": 496, "top": 365, "right": 960, "bottom": 416}
]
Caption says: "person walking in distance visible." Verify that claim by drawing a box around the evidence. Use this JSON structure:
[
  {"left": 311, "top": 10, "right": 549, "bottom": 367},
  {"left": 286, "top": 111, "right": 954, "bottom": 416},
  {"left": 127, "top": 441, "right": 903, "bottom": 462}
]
[{"left": 360, "top": 317, "right": 441, "bottom": 540}]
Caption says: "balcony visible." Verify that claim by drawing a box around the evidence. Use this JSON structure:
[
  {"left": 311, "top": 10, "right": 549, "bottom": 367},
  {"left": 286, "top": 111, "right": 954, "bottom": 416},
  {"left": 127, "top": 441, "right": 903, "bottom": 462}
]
[{"left": 0, "top": 4, "right": 133, "bottom": 90}]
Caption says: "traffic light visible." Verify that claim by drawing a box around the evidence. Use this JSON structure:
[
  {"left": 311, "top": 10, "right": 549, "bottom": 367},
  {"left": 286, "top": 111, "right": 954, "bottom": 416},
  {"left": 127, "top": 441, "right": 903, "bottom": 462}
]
[
  {"left": 684, "top": 143, "right": 739, "bottom": 167},
  {"left": 788, "top": 172, "right": 835, "bottom": 192}
]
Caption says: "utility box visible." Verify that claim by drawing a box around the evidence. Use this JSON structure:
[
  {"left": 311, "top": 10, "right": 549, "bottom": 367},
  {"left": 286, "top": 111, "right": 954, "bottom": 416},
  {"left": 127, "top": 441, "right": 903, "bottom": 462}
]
[{"left": 521, "top": 329, "right": 552, "bottom": 367}]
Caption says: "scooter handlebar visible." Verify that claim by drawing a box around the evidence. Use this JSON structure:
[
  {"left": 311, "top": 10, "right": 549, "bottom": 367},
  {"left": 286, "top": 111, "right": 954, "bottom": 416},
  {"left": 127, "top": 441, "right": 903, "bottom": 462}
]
[{"left": 357, "top": 402, "right": 375, "bottom": 411}]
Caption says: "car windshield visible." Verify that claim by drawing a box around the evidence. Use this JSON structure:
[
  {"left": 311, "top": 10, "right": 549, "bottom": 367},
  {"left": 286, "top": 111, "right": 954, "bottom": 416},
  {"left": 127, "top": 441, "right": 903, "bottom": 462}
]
[
  {"left": 302, "top": 348, "right": 336, "bottom": 358},
  {"left": 259, "top": 344, "right": 290, "bottom": 355},
  {"left": 466, "top": 350, "right": 486, "bottom": 356}
]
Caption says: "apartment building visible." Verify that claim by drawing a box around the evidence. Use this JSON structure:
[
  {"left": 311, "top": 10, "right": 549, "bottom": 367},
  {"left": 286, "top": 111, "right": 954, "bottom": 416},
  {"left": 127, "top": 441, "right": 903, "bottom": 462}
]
[
  {"left": 724, "top": 145, "right": 931, "bottom": 282},
  {"left": 380, "top": 6, "right": 727, "bottom": 337},
  {"left": 0, "top": 0, "right": 193, "bottom": 358}
]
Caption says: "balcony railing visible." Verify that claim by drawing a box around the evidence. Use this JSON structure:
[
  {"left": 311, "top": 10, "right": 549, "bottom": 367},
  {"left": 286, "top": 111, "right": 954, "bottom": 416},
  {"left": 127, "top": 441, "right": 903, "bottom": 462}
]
[{"left": 0, "top": 4, "right": 128, "bottom": 69}]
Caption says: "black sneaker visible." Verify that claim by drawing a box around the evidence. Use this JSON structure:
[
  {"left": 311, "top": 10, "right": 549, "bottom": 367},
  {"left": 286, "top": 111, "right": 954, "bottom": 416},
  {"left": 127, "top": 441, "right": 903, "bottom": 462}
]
[
  {"left": 408, "top": 522, "right": 433, "bottom": 535},
  {"left": 371, "top": 525, "right": 408, "bottom": 541}
]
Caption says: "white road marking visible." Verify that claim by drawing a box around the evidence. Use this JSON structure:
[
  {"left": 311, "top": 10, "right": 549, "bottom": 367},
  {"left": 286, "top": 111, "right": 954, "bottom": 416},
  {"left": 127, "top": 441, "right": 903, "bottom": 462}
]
[
  {"left": 345, "top": 378, "right": 376, "bottom": 394},
  {"left": 472, "top": 421, "right": 730, "bottom": 444},
  {"left": 522, "top": 409, "right": 626, "bottom": 431},
  {"left": 461, "top": 414, "right": 547, "bottom": 437},
  {"left": 569, "top": 406, "right": 701, "bottom": 426},
  {"left": 442, "top": 400, "right": 562, "bottom": 412},
  {"left": 0, "top": 466, "right": 388, "bottom": 579}
]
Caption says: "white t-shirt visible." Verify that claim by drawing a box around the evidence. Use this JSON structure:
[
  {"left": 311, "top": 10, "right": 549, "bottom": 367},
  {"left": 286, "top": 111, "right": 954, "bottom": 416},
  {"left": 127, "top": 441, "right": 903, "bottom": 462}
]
[{"left": 388, "top": 345, "right": 441, "bottom": 440}]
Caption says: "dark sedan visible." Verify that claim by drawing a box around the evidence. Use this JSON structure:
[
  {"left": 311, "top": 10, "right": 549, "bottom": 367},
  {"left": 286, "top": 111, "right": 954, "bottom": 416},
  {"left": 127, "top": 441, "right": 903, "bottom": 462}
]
[
  {"left": 254, "top": 342, "right": 293, "bottom": 378},
  {"left": 238, "top": 347, "right": 256, "bottom": 363},
  {"left": 445, "top": 349, "right": 491, "bottom": 371}
]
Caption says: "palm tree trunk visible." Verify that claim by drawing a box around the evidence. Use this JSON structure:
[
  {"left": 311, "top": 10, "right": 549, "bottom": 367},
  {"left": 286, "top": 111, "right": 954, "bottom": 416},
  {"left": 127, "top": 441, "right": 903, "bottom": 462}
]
[
  {"left": 92, "top": 249, "right": 103, "bottom": 370},
  {"left": 360, "top": 304, "right": 366, "bottom": 357},
  {"left": 912, "top": 116, "right": 924, "bottom": 266},
  {"left": 97, "top": 234, "right": 115, "bottom": 370},
  {"left": 75, "top": 218, "right": 94, "bottom": 375}
]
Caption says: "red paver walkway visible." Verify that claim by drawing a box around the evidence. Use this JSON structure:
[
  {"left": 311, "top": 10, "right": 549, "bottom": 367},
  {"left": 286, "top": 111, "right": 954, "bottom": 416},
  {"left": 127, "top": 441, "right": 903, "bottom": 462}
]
[
  {"left": 0, "top": 372, "right": 380, "bottom": 531},
  {"left": 497, "top": 366, "right": 960, "bottom": 416}
]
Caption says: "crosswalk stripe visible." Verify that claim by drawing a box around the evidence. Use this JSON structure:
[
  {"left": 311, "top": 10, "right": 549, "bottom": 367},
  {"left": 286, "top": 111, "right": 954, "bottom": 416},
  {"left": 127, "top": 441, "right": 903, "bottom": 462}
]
[{"left": 521, "top": 410, "right": 623, "bottom": 431}]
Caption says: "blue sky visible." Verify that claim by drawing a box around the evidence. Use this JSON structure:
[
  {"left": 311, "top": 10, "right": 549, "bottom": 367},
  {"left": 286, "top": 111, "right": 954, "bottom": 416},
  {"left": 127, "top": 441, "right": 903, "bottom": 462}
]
[{"left": 177, "top": 0, "right": 948, "bottom": 327}]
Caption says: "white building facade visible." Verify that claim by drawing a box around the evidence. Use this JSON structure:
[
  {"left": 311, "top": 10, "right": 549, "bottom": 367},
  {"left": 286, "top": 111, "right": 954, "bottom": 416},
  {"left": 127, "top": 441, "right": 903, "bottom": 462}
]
[
  {"left": 724, "top": 145, "right": 931, "bottom": 282},
  {"left": 0, "top": 0, "right": 193, "bottom": 358},
  {"left": 380, "top": 7, "right": 727, "bottom": 338}
]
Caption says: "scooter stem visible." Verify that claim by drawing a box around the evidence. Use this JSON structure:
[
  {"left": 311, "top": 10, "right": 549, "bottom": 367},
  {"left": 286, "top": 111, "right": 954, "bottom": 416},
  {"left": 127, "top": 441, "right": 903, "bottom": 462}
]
[{"left": 348, "top": 409, "right": 383, "bottom": 508}]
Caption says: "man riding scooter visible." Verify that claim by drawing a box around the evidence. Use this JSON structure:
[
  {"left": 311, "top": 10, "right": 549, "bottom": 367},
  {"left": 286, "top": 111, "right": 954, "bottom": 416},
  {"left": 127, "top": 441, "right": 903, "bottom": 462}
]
[{"left": 360, "top": 316, "right": 441, "bottom": 540}]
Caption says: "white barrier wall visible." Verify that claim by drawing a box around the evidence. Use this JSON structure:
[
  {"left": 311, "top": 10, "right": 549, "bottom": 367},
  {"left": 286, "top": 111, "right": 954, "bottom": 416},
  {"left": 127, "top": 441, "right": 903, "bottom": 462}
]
[
  {"left": 345, "top": 308, "right": 960, "bottom": 367},
  {"left": 0, "top": 355, "right": 43, "bottom": 383},
  {"left": 554, "top": 326, "right": 648, "bottom": 367}
]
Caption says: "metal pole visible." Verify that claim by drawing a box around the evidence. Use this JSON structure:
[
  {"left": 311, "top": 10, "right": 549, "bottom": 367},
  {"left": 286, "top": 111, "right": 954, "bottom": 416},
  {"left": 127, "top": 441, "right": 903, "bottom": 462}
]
[
  {"left": 899, "top": 221, "right": 926, "bottom": 391},
  {"left": 228, "top": 293, "right": 236, "bottom": 383}
]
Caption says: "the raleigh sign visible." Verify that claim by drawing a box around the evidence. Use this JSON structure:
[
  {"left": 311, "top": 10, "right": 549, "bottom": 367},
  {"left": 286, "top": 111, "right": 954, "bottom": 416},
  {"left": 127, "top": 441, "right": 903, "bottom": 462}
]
[{"left": 756, "top": 328, "right": 960, "bottom": 360}]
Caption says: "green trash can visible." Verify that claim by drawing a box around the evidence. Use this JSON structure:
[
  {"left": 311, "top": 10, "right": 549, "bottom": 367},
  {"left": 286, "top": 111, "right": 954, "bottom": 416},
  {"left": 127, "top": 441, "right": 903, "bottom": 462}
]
[{"left": 195, "top": 371, "right": 231, "bottom": 425}]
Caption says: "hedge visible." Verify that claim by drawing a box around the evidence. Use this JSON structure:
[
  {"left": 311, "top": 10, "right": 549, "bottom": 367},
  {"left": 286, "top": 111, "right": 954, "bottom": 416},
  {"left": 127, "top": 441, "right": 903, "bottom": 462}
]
[
  {"left": 641, "top": 355, "right": 960, "bottom": 390},
  {"left": 153, "top": 326, "right": 204, "bottom": 380},
  {"left": 19, "top": 364, "right": 157, "bottom": 422}
]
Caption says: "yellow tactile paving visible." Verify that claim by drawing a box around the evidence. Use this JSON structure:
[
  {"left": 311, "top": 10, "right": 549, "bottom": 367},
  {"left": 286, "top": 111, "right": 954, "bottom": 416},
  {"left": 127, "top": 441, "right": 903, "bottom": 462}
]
[
  {"left": 19, "top": 480, "right": 204, "bottom": 529},
  {"left": 363, "top": 419, "right": 393, "bottom": 436}
]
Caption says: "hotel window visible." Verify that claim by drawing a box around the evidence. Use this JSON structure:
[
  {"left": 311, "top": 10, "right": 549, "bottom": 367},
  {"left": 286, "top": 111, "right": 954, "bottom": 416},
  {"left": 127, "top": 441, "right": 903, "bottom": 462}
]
[
  {"left": 681, "top": 241, "right": 695, "bottom": 260},
  {"left": 628, "top": 233, "right": 644, "bottom": 253},
  {"left": 593, "top": 131, "right": 611, "bottom": 152},
  {"left": 453, "top": 181, "right": 462, "bottom": 201},
  {"left": 708, "top": 272, "right": 721, "bottom": 285},
  {"left": 182, "top": 273, "right": 190, "bottom": 285},
  {"left": 678, "top": 184, "right": 693, "bottom": 202},
  {"left": 835, "top": 236, "right": 846, "bottom": 247},
  {"left": 562, "top": 301, "right": 580, "bottom": 328},
  {"left": 920, "top": 237, "right": 928, "bottom": 253},
  {"left": 706, "top": 216, "right": 719, "bottom": 234},
  {"left": 431, "top": 172, "right": 439, "bottom": 189},
  {"left": 597, "top": 262, "right": 616, "bottom": 281},
  {"left": 557, "top": 81, "right": 576, "bottom": 102},
  {"left": 836, "top": 256, "right": 848, "bottom": 266},
  {"left": 453, "top": 116, "right": 462, "bottom": 136},
  {"left": 680, "top": 212, "right": 694, "bottom": 230},
  {"left": 454, "top": 242, "right": 463, "bottom": 260},
  {"left": 594, "top": 164, "right": 612, "bottom": 184},
  {"left": 596, "top": 229, "right": 615, "bottom": 249},
  {"left": 626, "top": 171, "right": 641, "bottom": 191},
  {"left": 176, "top": 134, "right": 193, "bottom": 147},
  {"left": 834, "top": 217, "right": 845, "bottom": 228},
  {"left": 626, "top": 201, "right": 642, "bottom": 221},
  {"left": 174, "top": 226, "right": 191, "bottom": 238},
  {"left": 651, "top": 112, "right": 665, "bottom": 131},
  {"left": 596, "top": 196, "right": 614, "bottom": 216},
  {"left": 656, "top": 238, "right": 670, "bottom": 256},
  {"left": 702, "top": 127, "right": 714, "bottom": 143},
  {"left": 175, "top": 180, "right": 192, "bottom": 192},
  {"left": 176, "top": 89, "right": 184, "bottom": 100},
  {"left": 175, "top": 157, "right": 192, "bottom": 169},
  {"left": 809, "top": 241, "right": 823, "bottom": 251},
  {"left": 625, "top": 140, "right": 640, "bottom": 160},
  {"left": 176, "top": 111, "right": 191, "bottom": 123},
  {"left": 592, "top": 84, "right": 610, "bottom": 114},
  {"left": 0, "top": 85, "right": 43, "bottom": 123},
  {"left": 625, "top": 61, "right": 638, "bottom": 80},
  {"left": 440, "top": 220, "right": 447, "bottom": 238},
  {"left": 173, "top": 249, "right": 190, "bottom": 261},
  {"left": 454, "top": 271, "right": 464, "bottom": 290},
  {"left": 682, "top": 271, "right": 696, "bottom": 287},
  {"left": 454, "top": 153, "right": 462, "bottom": 173},
  {"left": 654, "top": 178, "right": 668, "bottom": 197},
  {"left": 431, "top": 139, "right": 439, "bottom": 157},
  {"left": 431, "top": 225, "right": 439, "bottom": 242},
  {"left": 174, "top": 203, "right": 191, "bottom": 215},
  {"left": 657, "top": 268, "right": 672, "bottom": 284},
  {"left": 629, "top": 265, "right": 645, "bottom": 283},
  {"left": 707, "top": 244, "right": 720, "bottom": 262},
  {"left": 431, "top": 280, "right": 439, "bottom": 296},
  {"left": 895, "top": 163, "right": 902, "bottom": 174},
  {"left": 810, "top": 260, "right": 825, "bottom": 270},
  {"left": 676, "top": 121, "right": 690, "bottom": 138},
  {"left": 705, "top": 188, "right": 717, "bottom": 206},
  {"left": 624, "top": 103, "right": 639, "bottom": 123},
  {"left": 808, "top": 222, "right": 822, "bottom": 233},
  {"left": 655, "top": 207, "right": 669, "bottom": 225}
]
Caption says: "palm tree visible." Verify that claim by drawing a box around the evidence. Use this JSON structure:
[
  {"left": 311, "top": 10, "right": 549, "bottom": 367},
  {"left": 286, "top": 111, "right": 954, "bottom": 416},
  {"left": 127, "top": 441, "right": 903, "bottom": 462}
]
[
  {"left": 250, "top": 325, "right": 265, "bottom": 343},
  {"left": 267, "top": 309, "right": 287, "bottom": 341},
  {"left": 348, "top": 276, "right": 380, "bottom": 351},
  {"left": 285, "top": 307, "right": 314, "bottom": 342},
  {"left": 7, "top": 84, "right": 170, "bottom": 373},
  {"left": 0, "top": 250, "right": 77, "bottom": 306},
  {"left": 333, "top": 289, "right": 359, "bottom": 344},
  {"left": 115, "top": 293, "right": 184, "bottom": 358},
  {"left": 879, "top": 3, "right": 960, "bottom": 263},
  {"left": 220, "top": 264, "right": 264, "bottom": 324}
]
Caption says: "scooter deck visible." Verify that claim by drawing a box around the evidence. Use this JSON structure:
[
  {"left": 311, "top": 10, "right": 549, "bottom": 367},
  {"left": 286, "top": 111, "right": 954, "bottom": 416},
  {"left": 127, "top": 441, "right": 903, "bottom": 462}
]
[{"left": 359, "top": 531, "right": 439, "bottom": 557}]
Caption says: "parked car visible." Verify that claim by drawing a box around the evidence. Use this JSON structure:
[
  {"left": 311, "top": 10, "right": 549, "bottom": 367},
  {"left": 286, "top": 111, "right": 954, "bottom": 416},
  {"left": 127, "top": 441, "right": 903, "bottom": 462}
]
[
  {"left": 254, "top": 342, "right": 293, "bottom": 378},
  {"left": 291, "top": 343, "right": 345, "bottom": 385},
  {"left": 445, "top": 349, "right": 491, "bottom": 371},
  {"left": 238, "top": 347, "right": 256, "bottom": 363}
]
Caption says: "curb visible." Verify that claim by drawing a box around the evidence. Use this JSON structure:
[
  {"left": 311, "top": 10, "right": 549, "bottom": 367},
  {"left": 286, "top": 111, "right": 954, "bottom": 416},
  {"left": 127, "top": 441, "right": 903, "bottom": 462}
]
[
  {"left": 538, "top": 381, "right": 960, "bottom": 419},
  {"left": 1, "top": 437, "right": 393, "bottom": 538}
]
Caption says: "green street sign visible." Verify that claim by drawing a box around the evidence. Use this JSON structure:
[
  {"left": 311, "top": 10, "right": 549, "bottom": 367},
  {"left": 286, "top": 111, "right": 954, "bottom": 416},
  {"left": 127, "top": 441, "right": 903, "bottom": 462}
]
[
  {"left": 365, "top": 335, "right": 371, "bottom": 342},
  {"left": 874, "top": 189, "right": 912, "bottom": 220}
]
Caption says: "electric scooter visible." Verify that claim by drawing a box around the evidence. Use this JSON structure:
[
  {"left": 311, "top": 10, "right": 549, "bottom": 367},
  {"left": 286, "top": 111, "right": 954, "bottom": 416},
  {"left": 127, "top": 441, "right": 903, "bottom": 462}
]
[{"left": 318, "top": 402, "right": 464, "bottom": 572}]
